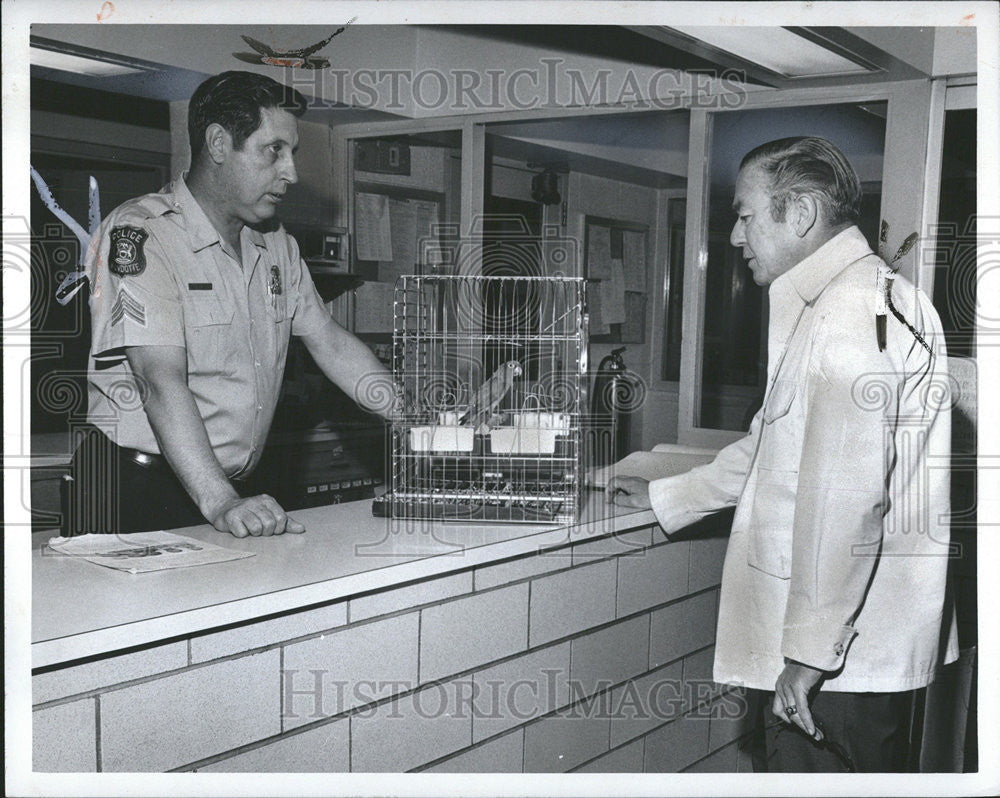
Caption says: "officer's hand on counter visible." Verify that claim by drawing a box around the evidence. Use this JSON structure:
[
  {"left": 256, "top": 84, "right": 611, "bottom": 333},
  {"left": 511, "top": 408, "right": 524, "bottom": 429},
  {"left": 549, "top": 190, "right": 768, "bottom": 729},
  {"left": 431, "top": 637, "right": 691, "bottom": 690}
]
[
  {"left": 606, "top": 476, "right": 652, "bottom": 509},
  {"left": 209, "top": 494, "right": 306, "bottom": 537}
]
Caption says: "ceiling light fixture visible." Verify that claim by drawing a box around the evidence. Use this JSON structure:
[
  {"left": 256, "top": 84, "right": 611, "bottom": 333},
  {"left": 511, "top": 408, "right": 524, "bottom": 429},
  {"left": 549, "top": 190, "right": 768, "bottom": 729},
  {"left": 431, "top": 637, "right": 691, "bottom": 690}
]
[
  {"left": 667, "top": 26, "right": 878, "bottom": 79},
  {"left": 30, "top": 37, "right": 152, "bottom": 77}
]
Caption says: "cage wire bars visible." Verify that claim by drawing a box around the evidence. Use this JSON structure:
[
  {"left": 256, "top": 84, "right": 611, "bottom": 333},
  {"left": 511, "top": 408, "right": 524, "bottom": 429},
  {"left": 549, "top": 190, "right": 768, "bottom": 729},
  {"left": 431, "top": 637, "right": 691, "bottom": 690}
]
[{"left": 376, "top": 275, "right": 588, "bottom": 524}]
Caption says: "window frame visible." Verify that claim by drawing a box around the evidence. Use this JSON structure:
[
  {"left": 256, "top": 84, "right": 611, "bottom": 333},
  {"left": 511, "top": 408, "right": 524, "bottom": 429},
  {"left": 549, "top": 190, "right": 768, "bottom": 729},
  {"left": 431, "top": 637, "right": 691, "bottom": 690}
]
[{"left": 677, "top": 80, "right": 935, "bottom": 448}]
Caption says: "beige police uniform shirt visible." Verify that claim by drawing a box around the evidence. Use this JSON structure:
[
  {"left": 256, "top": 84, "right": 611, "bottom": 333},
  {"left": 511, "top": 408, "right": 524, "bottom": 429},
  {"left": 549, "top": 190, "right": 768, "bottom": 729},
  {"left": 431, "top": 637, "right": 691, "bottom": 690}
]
[
  {"left": 86, "top": 175, "right": 332, "bottom": 477},
  {"left": 649, "top": 227, "right": 959, "bottom": 692}
]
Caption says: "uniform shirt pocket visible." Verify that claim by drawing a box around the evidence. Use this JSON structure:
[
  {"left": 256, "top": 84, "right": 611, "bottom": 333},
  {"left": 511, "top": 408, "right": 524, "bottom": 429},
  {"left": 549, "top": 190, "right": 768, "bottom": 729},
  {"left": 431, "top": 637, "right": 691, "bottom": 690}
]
[
  {"left": 263, "top": 263, "right": 289, "bottom": 323},
  {"left": 185, "top": 294, "right": 236, "bottom": 376},
  {"left": 265, "top": 291, "right": 289, "bottom": 324},
  {"left": 187, "top": 293, "right": 233, "bottom": 326}
]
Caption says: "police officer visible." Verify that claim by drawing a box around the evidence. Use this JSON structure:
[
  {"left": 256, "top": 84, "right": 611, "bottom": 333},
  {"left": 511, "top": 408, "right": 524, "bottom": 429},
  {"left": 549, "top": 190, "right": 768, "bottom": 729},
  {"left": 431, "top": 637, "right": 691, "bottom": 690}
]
[{"left": 63, "top": 71, "right": 393, "bottom": 538}]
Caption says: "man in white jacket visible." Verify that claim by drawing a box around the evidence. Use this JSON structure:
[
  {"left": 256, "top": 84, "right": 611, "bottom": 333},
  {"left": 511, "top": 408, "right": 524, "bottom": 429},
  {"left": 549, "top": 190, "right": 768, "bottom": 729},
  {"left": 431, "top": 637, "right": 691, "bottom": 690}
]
[{"left": 609, "top": 137, "right": 957, "bottom": 772}]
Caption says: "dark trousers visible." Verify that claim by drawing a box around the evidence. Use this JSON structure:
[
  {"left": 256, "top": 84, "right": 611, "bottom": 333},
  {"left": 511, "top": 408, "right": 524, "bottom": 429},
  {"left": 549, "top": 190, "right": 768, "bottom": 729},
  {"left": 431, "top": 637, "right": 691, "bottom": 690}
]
[
  {"left": 59, "top": 428, "right": 255, "bottom": 536},
  {"left": 747, "top": 687, "right": 915, "bottom": 772}
]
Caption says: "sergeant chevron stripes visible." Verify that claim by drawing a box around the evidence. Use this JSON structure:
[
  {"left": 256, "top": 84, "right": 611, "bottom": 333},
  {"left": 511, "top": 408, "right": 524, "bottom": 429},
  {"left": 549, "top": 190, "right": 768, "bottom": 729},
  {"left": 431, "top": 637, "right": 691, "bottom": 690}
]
[{"left": 110, "top": 287, "right": 147, "bottom": 327}]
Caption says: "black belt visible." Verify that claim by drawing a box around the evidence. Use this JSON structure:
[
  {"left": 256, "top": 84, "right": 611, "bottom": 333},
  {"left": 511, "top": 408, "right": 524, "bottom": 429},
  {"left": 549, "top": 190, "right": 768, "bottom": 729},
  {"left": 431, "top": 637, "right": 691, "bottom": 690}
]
[{"left": 117, "top": 443, "right": 253, "bottom": 484}]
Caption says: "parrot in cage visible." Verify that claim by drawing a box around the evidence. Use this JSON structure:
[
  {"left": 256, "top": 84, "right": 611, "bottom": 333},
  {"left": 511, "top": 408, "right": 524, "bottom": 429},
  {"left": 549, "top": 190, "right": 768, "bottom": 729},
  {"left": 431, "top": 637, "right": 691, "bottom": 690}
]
[{"left": 460, "top": 360, "right": 523, "bottom": 433}]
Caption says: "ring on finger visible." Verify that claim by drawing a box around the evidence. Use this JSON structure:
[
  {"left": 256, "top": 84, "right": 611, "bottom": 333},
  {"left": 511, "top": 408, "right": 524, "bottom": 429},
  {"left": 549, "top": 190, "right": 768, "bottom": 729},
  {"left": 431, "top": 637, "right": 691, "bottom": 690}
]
[{"left": 784, "top": 705, "right": 798, "bottom": 717}]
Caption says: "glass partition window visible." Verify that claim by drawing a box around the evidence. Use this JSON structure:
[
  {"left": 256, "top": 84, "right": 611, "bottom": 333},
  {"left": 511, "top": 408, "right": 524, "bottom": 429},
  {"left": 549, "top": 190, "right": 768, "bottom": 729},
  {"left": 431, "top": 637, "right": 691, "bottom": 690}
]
[
  {"left": 484, "top": 113, "right": 687, "bottom": 407},
  {"left": 350, "top": 131, "right": 463, "bottom": 284},
  {"left": 480, "top": 112, "right": 689, "bottom": 457},
  {"left": 274, "top": 131, "right": 463, "bottom": 432}
]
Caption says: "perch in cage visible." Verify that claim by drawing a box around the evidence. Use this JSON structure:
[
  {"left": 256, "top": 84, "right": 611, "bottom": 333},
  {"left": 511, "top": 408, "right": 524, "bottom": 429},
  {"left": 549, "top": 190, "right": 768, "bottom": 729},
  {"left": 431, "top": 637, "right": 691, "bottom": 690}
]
[{"left": 373, "top": 275, "right": 587, "bottom": 524}]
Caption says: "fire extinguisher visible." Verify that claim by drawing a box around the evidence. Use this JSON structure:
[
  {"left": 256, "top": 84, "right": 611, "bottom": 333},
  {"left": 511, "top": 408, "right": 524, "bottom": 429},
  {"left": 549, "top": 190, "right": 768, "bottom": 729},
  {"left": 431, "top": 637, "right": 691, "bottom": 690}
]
[{"left": 591, "top": 346, "right": 634, "bottom": 465}]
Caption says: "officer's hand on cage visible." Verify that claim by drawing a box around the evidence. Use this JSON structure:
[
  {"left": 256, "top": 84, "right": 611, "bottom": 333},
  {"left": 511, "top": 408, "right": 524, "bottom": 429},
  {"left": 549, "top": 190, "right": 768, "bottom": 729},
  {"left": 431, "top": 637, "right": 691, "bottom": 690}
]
[
  {"left": 210, "top": 494, "right": 306, "bottom": 537},
  {"left": 606, "top": 476, "right": 652, "bottom": 509}
]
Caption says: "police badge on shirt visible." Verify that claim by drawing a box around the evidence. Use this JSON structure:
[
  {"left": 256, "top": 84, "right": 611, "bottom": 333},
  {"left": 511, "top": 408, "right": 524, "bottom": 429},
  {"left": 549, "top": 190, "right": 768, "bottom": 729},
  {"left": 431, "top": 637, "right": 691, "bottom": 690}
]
[
  {"left": 267, "top": 263, "right": 284, "bottom": 314},
  {"left": 109, "top": 225, "right": 148, "bottom": 276}
]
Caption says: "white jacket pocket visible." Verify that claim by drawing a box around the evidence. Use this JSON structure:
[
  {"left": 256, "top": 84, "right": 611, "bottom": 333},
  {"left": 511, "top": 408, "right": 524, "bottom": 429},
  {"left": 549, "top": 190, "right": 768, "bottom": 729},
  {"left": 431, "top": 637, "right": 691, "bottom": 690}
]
[
  {"left": 748, "top": 379, "right": 798, "bottom": 578},
  {"left": 747, "top": 468, "right": 798, "bottom": 578}
]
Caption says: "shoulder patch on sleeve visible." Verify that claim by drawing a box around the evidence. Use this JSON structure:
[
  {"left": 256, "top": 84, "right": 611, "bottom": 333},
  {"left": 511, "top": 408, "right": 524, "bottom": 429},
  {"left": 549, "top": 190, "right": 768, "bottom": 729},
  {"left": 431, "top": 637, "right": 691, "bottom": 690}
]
[{"left": 109, "top": 225, "right": 149, "bottom": 276}]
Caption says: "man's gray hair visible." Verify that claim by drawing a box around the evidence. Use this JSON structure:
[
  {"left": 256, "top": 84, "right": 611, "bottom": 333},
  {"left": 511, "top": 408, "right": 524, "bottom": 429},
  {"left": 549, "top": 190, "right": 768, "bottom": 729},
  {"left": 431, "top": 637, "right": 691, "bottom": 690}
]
[{"left": 740, "top": 136, "right": 862, "bottom": 227}]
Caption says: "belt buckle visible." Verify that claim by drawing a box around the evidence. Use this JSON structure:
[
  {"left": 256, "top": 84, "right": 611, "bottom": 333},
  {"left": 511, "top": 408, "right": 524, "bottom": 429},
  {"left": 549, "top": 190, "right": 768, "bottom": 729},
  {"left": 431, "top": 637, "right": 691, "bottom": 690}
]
[{"left": 122, "top": 446, "right": 161, "bottom": 470}]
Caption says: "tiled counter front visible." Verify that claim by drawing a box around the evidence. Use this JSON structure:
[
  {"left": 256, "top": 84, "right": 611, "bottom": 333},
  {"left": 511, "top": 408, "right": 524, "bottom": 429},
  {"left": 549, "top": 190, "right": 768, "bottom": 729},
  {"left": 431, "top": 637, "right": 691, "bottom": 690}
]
[{"left": 33, "top": 523, "right": 754, "bottom": 773}]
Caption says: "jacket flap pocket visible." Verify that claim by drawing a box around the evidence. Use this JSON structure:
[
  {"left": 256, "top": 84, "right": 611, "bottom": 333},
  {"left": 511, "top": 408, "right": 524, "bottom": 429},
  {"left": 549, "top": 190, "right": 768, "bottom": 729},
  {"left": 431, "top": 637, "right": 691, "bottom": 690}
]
[
  {"left": 763, "top": 379, "right": 796, "bottom": 424},
  {"left": 746, "top": 475, "right": 796, "bottom": 579}
]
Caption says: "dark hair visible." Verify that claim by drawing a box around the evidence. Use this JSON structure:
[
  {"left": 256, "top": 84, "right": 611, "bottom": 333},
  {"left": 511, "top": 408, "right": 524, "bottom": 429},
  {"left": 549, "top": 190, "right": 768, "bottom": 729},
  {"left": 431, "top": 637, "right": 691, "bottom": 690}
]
[
  {"left": 740, "top": 136, "right": 862, "bottom": 227},
  {"left": 188, "top": 71, "right": 308, "bottom": 162}
]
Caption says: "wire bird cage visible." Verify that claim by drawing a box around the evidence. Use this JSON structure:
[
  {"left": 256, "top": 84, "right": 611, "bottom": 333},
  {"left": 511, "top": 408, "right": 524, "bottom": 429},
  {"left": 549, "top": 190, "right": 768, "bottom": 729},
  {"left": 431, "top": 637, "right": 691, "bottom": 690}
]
[{"left": 374, "top": 275, "right": 587, "bottom": 524}]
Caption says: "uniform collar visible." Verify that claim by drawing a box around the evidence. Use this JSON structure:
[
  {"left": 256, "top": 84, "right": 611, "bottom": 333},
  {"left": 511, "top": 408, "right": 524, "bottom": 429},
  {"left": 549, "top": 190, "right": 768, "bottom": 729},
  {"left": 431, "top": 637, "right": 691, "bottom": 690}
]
[
  {"left": 173, "top": 173, "right": 268, "bottom": 252},
  {"left": 245, "top": 225, "right": 267, "bottom": 249},
  {"left": 775, "top": 225, "right": 874, "bottom": 303}
]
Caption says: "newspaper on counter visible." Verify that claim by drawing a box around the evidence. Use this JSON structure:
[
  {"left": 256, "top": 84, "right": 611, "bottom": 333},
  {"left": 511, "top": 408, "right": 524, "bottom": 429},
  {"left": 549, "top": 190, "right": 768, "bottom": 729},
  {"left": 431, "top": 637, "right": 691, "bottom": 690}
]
[{"left": 46, "top": 530, "right": 256, "bottom": 574}]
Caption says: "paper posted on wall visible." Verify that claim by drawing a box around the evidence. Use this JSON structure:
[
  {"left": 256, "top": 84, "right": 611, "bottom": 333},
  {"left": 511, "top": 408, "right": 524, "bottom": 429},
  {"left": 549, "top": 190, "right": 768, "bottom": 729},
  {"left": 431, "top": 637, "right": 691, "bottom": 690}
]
[
  {"left": 355, "top": 192, "right": 393, "bottom": 261},
  {"left": 46, "top": 531, "right": 256, "bottom": 574}
]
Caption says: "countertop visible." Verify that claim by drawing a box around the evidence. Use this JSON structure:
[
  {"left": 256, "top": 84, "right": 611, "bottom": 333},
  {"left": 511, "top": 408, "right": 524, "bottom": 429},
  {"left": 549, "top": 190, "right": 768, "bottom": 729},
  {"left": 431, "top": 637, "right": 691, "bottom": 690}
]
[{"left": 33, "top": 492, "right": 658, "bottom": 669}]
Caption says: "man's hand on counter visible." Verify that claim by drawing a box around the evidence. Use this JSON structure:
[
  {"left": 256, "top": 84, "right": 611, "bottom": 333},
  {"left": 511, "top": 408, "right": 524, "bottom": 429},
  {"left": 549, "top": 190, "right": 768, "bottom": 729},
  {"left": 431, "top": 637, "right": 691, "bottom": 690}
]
[
  {"left": 209, "top": 494, "right": 306, "bottom": 537},
  {"left": 606, "top": 476, "right": 652, "bottom": 509}
]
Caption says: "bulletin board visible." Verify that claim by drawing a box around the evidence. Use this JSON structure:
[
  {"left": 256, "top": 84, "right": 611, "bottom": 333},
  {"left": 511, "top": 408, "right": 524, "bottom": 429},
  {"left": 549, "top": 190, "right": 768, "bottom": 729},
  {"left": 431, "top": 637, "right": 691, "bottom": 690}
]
[
  {"left": 584, "top": 216, "right": 649, "bottom": 343},
  {"left": 352, "top": 181, "right": 445, "bottom": 337}
]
